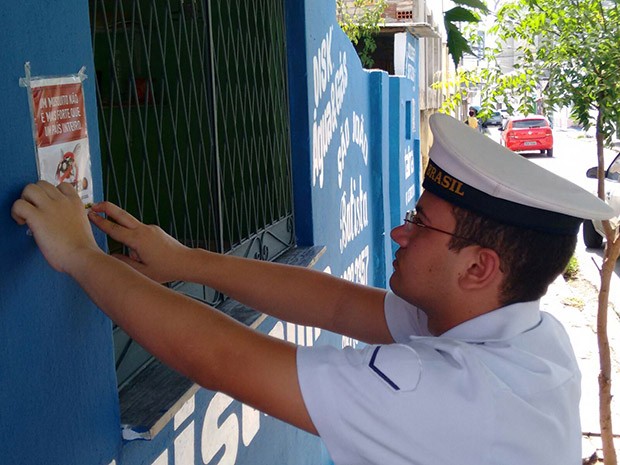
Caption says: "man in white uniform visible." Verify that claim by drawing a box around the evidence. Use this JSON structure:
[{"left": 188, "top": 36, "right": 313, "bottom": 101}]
[{"left": 12, "top": 114, "right": 614, "bottom": 464}]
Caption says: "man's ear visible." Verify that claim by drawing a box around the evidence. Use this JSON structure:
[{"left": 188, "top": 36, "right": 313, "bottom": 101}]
[{"left": 458, "top": 247, "right": 502, "bottom": 291}]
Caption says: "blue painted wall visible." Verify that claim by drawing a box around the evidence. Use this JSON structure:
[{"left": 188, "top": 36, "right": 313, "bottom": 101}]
[
  {"left": 0, "top": 0, "right": 421, "bottom": 464},
  {"left": 385, "top": 32, "right": 421, "bottom": 281},
  {"left": 287, "top": 1, "right": 421, "bottom": 289},
  {"left": 0, "top": 2, "right": 120, "bottom": 465}
]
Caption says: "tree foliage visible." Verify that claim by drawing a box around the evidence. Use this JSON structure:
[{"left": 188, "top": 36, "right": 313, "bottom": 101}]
[
  {"left": 495, "top": 0, "right": 620, "bottom": 137},
  {"left": 336, "top": 0, "right": 387, "bottom": 68}
]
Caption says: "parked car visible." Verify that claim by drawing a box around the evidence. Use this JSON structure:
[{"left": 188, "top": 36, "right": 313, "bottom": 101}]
[
  {"left": 583, "top": 152, "right": 620, "bottom": 248},
  {"left": 500, "top": 115, "right": 554, "bottom": 156},
  {"left": 479, "top": 111, "right": 503, "bottom": 128}
]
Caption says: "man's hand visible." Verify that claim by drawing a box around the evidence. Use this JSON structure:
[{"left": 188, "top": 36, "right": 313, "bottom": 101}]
[
  {"left": 89, "top": 201, "right": 190, "bottom": 283},
  {"left": 11, "top": 181, "right": 101, "bottom": 273}
]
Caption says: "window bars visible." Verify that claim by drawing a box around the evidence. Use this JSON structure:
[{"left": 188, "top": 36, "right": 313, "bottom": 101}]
[{"left": 90, "top": 0, "right": 294, "bottom": 388}]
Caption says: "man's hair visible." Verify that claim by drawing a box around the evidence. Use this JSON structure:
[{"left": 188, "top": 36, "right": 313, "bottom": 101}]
[{"left": 448, "top": 205, "right": 577, "bottom": 306}]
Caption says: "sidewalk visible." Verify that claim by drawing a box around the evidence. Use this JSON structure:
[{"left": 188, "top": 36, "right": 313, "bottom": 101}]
[
  {"left": 542, "top": 273, "right": 620, "bottom": 461},
  {"left": 555, "top": 125, "right": 620, "bottom": 155}
]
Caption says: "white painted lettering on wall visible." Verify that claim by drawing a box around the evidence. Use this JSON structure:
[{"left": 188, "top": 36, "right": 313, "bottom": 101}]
[
  {"left": 147, "top": 392, "right": 195, "bottom": 465},
  {"left": 404, "top": 137, "right": 416, "bottom": 205},
  {"left": 174, "top": 396, "right": 195, "bottom": 429},
  {"left": 338, "top": 111, "right": 369, "bottom": 189},
  {"left": 352, "top": 111, "right": 368, "bottom": 165},
  {"left": 312, "top": 33, "right": 349, "bottom": 188},
  {"left": 339, "top": 175, "right": 369, "bottom": 253},
  {"left": 278, "top": 321, "right": 322, "bottom": 346},
  {"left": 340, "top": 244, "right": 369, "bottom": 285},
  {"left": 406, "top": 42, "right": 416, "bottom": 82},
  {"left": 199, "top": 400, "right": 260, "bottom": 465},
  {"left": 337, "top": 117, "right": 350, "bottom": 188},
  {"left": 405, "top": 41, "right": 417, "bottom": 135},
  {"left": 342, "top": 336, "right": 360, "bottom": 349},
  {"left": 151, "top": 452, "right": 167, "bottom": 465},
  {"left": 406, "top": 63, "right": 416, "bottom": 82},
  {"left": 404, "top": 148, "right": 414, "bottom": 180},
  {"left": 406, "top": 184, "right": 415, "bottom": 205},
  {"left": 175, "top": 421, "right": 195, "bottom": 465},
  {"left": 312, "top": 26, "right": 334, "bottom": 108},
  {"left": 201, "top": 393, "right": 239, "bottom": 465},
  {"left": 241, "top": 403, "right": 260, "bottom": 447}
]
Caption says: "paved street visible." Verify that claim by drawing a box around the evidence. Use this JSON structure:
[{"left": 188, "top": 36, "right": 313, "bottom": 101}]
[{"left": 486, "top": 126, "right": 620, "bottom": 460}]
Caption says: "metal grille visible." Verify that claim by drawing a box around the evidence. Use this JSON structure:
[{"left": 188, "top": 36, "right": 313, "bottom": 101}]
[{"left": 90, "top": 0, "right": 294, "bottom": 388}]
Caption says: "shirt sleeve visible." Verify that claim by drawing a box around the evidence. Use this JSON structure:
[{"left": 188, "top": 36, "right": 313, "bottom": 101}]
[
  {"left": 384, "top": 291, "right": 431, "bottom": 341},
  {"left": 297, "top": 343, "right": 421, "bottom": 465},
  {"left": 296, "top": 341, "right": 492, "bottom": 465}
]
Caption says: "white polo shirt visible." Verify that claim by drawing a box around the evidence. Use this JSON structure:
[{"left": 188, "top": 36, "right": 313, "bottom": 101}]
[{"left": 297, "top": 291, "right": 581, "bottom": 465}]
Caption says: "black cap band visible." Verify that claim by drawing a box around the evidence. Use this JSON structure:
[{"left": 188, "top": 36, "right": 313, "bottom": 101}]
[{"left": 422, "top": 159, "right": 582, "bottom": 235}]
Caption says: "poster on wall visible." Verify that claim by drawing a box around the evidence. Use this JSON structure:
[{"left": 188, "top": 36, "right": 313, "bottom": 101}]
[{"left": 20, "top": 63, "right": 94, "bottom": 206}]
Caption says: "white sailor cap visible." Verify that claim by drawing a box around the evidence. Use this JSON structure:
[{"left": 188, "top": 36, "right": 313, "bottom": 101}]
[{"left": 423, "top": 113, "right": 615, "bottom": 235}]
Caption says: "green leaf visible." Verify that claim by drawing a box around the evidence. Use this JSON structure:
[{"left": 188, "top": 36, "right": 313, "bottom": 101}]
[
  {"left": 451, "top": 0, "right": 490, "bottom": 14},
  {"left": 444, "top": 6, "right": 481, "bottom": 23},
  {"left": 446, "top": 23, "right": 475, "bottom": 67}
]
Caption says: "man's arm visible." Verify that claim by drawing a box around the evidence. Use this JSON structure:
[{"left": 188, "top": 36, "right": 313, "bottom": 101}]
[
  {"left": 12, "top": 182, "right": 316, "bottom": 433},
  {"left": 90, "top": 201, "right": 393, "bottom": 344}
]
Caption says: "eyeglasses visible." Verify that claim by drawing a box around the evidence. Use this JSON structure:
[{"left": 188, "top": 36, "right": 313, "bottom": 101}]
[{"left": 403, "top": 209, "right": 476, "bottom": 243}]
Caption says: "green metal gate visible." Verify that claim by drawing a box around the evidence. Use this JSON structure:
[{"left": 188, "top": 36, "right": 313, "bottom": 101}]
[{"left": 90, "top": 0, "right": 294, "bottom": 387}]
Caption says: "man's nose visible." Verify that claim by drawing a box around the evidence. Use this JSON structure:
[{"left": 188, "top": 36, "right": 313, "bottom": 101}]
[{"left": 390, "top": 223, "right": 409, "bottom": 246}]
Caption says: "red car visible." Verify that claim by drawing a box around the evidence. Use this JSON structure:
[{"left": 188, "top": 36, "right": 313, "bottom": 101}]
[{"left": 500, "top": 115, "right": 554, "bottom": 157}]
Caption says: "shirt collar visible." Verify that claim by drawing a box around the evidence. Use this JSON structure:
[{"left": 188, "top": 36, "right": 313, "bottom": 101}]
[{"left": 439, "top": 300, "right": 543, "bottom": 343}]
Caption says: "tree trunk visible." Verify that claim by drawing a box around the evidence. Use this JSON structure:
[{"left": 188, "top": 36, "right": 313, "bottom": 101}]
[
  {"left": 596, "top": 116, "right": 618, "bottom": 465},
  {"left": 598, "top": 249, "right": 618, "bottom": 465}
]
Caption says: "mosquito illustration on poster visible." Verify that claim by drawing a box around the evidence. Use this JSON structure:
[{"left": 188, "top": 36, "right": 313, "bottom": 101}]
[{"left": 21, "top": 63, "right": 94, "bottom": 206}]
